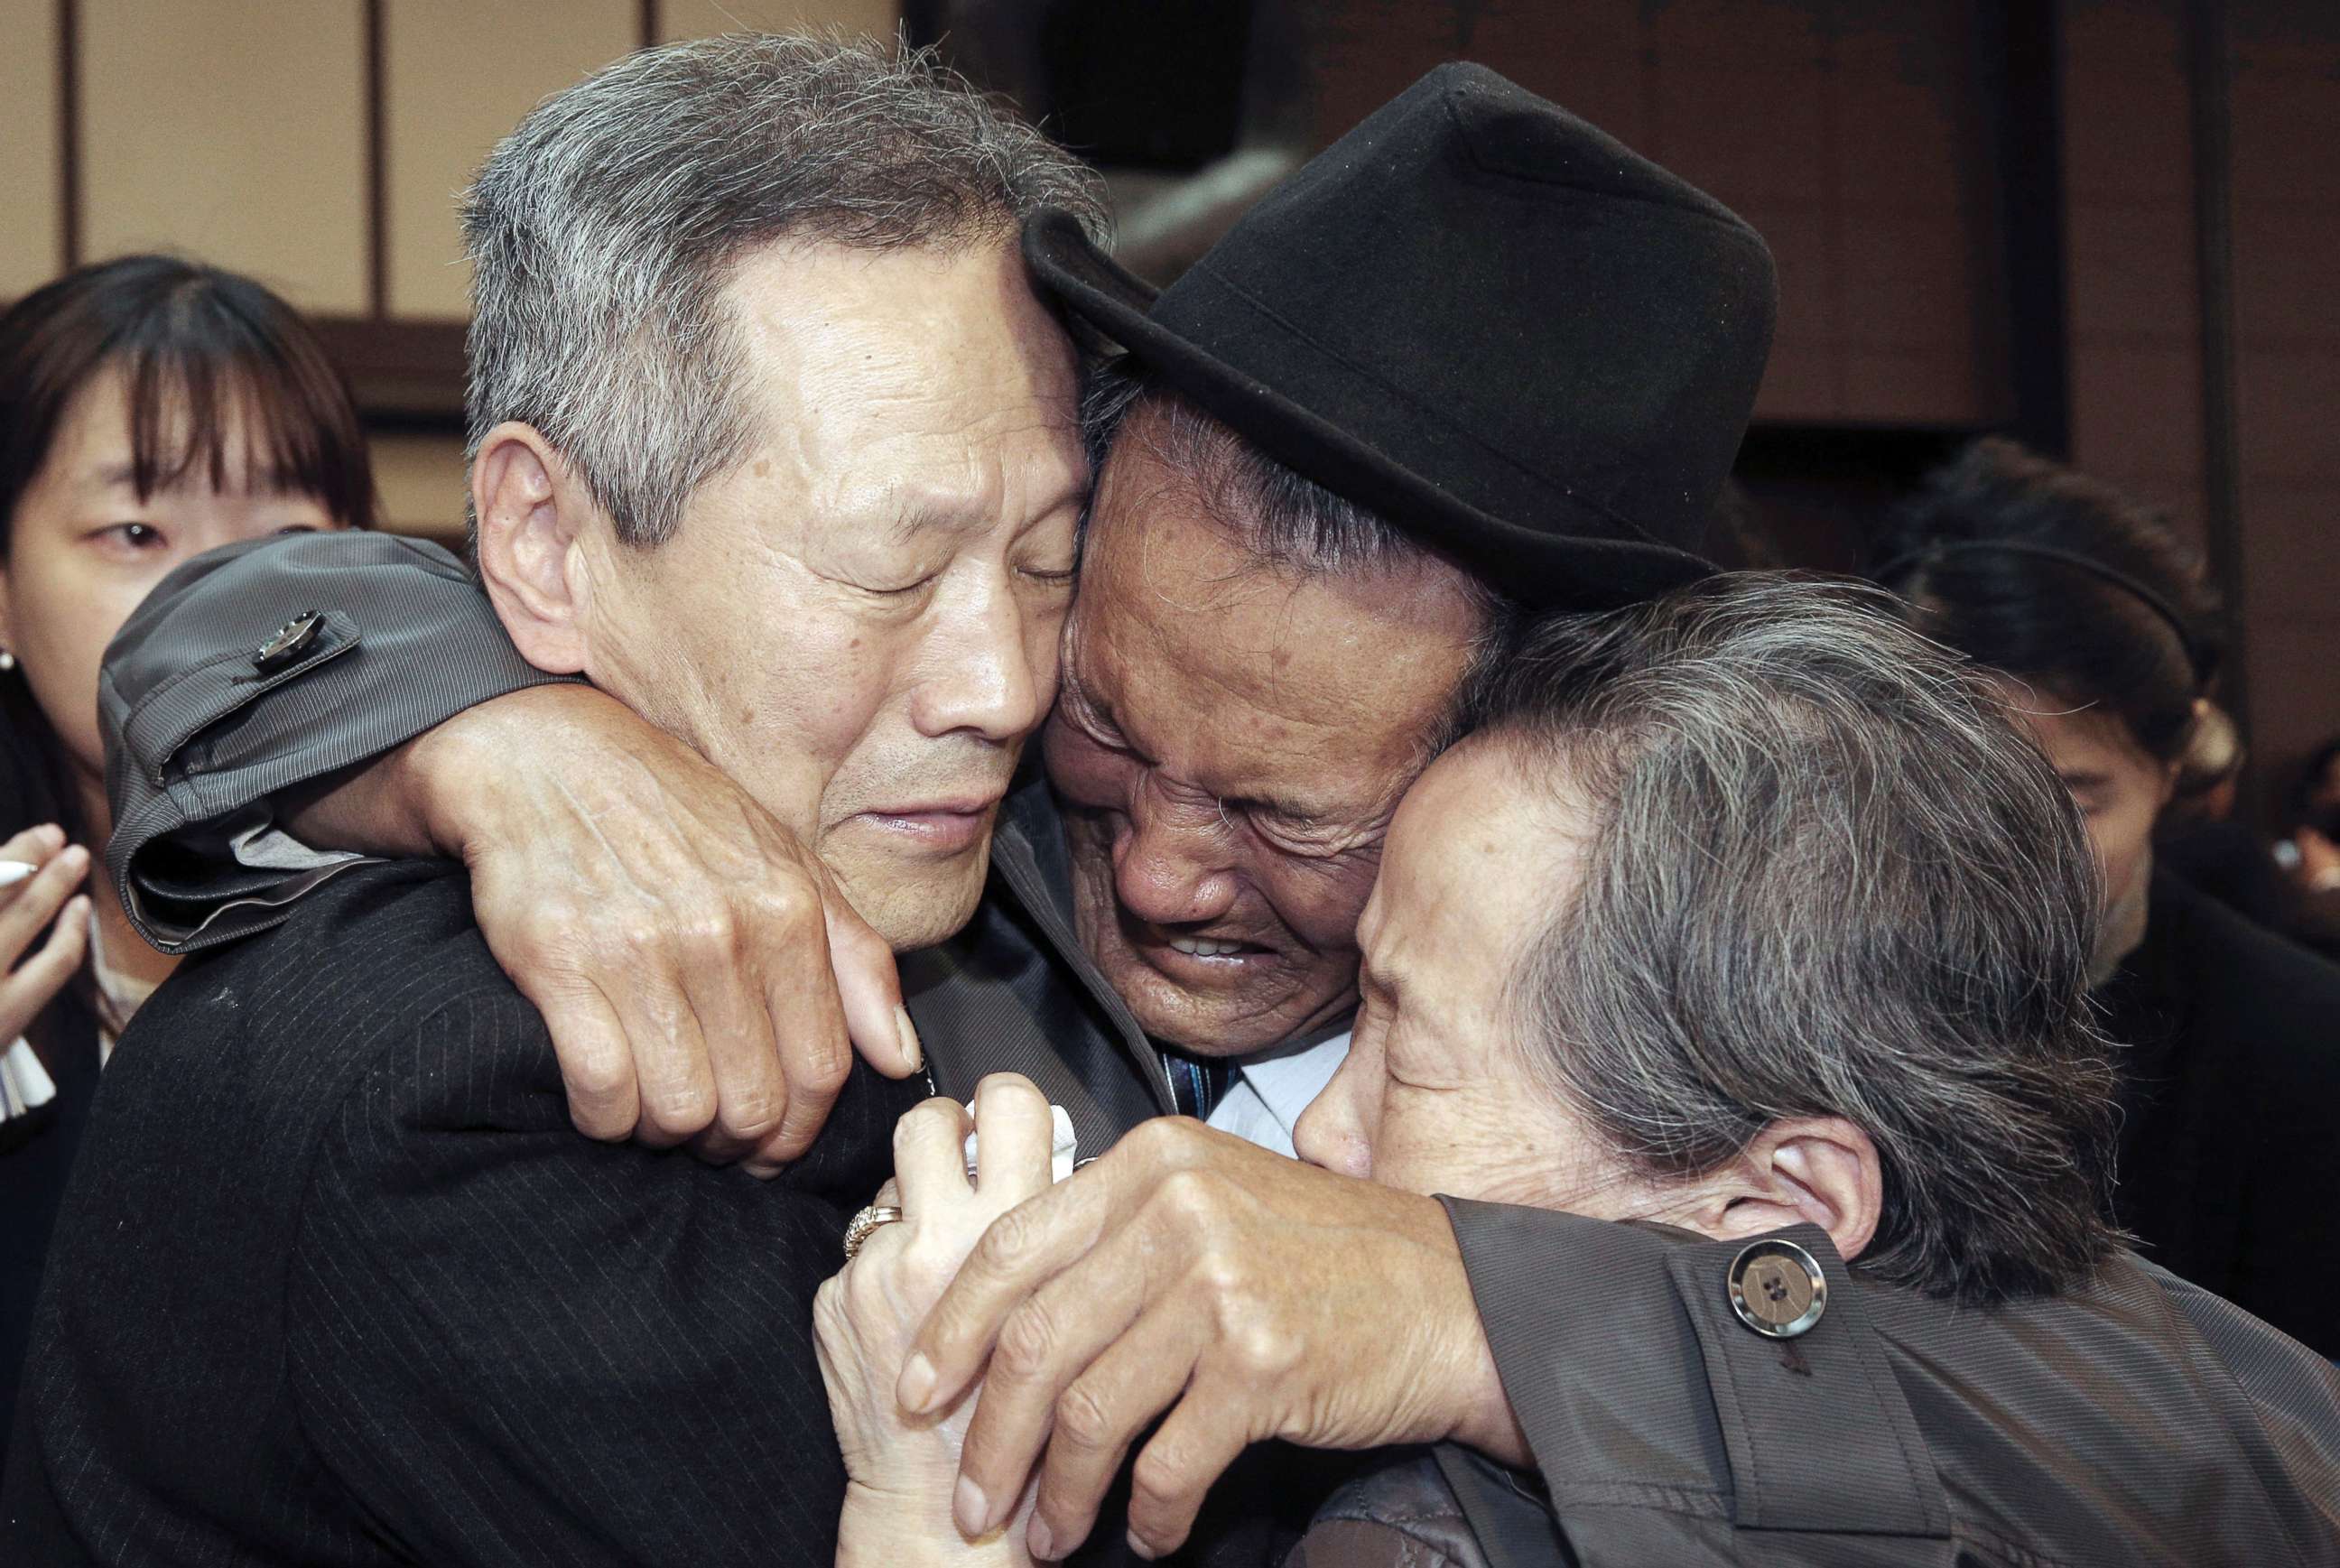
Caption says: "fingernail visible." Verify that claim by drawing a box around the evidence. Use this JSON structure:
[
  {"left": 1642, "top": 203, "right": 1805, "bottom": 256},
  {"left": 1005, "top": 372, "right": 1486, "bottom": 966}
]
[
  {"left": 953, "top": 1475, "right": 989, "bottom": 1538},
  {"left": 897, "top": 1351, "right": 938, "bottom": 1414},
  {"left": 1027, "top": 1517, "right": 1055, "bottom": 1561},
  {"left": 1127, "top": 1527, "right": 1160, "bottom": 1562},
  {"left": 37, "top": 823, "right": 63, "bottom": 849},
  {"left": 62, "top": 843, "right": 89, "bottom": 868},
  {"left": 895, "top": 1006, "right": 924, "bottom": 1072}
]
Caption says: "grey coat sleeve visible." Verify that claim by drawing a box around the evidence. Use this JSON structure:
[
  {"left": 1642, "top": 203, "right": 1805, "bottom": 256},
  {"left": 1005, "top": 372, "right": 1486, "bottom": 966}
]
[
  {"left": 98, "top": 531, "right": 575, "bottom": 953},
  {"left": 1438, "top": 1199, "right": 1954, "bottom": 1563}
]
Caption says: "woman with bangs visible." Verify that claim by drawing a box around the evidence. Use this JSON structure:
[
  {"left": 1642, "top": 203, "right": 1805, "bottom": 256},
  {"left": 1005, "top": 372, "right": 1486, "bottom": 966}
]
[{"left": 0, "top": 255, "right": 375, "bottom": 1456}]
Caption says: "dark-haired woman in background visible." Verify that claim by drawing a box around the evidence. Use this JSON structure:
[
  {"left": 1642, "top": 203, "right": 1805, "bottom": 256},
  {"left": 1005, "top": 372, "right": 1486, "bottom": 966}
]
[
  {"left": 0, "top": 256, "right": 373, "bottom": 1458},
  {"left": 1871, "top": 437, "right": 2340, "bottom": 1358}
]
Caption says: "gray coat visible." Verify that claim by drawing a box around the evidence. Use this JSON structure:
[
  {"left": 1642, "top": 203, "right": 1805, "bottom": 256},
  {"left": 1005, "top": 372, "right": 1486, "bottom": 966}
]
[{"left": 83, "top": 532, "right": 2340, "bottom": 1564}]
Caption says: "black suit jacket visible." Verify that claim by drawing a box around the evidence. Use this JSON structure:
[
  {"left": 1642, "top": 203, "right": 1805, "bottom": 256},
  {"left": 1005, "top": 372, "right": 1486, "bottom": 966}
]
[
  {"left": 5, "top": 861, "right": 929, "bottom": 1564},
  {"left": 2099, "top": 869, "right": 2340, "bottom": 1357},
  {"left": 0, "top": 975, "right": 99, "bottom": 1483}
]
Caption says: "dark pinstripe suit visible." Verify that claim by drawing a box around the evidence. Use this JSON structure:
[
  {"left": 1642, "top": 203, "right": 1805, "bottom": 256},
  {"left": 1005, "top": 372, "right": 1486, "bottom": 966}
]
[{"left": 5, "top": 862, "right": 926, "bottom": 1563}]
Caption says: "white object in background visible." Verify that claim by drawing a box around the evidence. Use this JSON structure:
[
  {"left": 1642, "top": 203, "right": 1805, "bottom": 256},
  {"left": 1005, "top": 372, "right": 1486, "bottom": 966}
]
[
  {"left": 964, "top": 1103, "right": 1078, "bottom": 1184},
  {"left": 0, "top": 861, "right": 38, "bottom": 889},
  {"left": 1, "top": 1037, "right": 58, "bottom": 1122}
]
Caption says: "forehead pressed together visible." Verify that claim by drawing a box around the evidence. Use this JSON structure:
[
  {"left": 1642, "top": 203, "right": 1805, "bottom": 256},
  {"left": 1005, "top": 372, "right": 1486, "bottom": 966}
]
[{"left": 457, "top": 35, "right": 2117, "bottom": 1313}]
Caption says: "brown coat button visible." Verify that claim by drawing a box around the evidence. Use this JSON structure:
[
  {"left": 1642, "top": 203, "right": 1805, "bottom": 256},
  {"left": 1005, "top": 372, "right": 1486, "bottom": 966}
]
[{"left": 1727, "top": 1238, "right": 1828, "bottom": 1339}]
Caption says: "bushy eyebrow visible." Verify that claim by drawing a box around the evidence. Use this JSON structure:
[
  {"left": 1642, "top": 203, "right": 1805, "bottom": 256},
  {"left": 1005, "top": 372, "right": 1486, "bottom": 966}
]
[
  {"left": 885, "top": 469, "right": 1089, "bottom": 546},
  {"left": 883, "top": 501, "right": 981, "bottom": 544}
]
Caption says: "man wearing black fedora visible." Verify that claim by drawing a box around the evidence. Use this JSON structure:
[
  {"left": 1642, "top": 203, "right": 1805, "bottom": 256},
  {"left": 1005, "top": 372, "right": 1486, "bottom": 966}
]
[{"left": 15, "top": 44, "right": 1791, "bottom": 1565}]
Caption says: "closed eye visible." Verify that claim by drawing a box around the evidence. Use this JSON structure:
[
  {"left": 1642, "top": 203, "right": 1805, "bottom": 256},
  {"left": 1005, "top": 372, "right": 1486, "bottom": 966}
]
[{"left": 859, "top": 571, "right": 942, "bottom": 598}]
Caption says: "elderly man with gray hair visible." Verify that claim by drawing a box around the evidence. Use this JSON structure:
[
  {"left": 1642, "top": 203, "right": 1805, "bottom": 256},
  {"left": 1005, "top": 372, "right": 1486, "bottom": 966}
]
[{"left": 5, "top": 34, "right": 1104, "bottom": 1565}]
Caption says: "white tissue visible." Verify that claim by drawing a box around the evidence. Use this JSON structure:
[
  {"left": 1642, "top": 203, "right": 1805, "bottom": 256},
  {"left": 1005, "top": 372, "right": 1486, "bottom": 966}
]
[{"left": 963, "top": 1103, "right": 1078, "bottom": 1185}]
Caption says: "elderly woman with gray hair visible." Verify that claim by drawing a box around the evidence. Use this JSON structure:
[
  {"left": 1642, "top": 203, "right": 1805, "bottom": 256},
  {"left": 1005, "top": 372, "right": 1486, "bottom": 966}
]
[{"left": 818, "top": 575, "right": 2340, "bottom": 1566}]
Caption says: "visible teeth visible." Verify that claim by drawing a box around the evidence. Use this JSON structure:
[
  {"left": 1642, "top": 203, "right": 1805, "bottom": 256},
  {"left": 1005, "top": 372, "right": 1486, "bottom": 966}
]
[{"left": 1167, "top": 937, "right": 1247, "bottom": 958}]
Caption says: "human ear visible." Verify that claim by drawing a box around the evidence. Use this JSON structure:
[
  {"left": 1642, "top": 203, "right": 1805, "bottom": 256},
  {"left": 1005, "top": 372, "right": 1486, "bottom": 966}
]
[
  {"left": 471, "top": 422, "right": 594, "bottom": 674},
  {"left": 1699, "top": 1117, "right": 1882, "bottom": 1262}
]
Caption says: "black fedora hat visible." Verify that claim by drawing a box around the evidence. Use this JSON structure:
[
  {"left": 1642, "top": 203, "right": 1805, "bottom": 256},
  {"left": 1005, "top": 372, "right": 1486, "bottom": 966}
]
[{"left": 1025, "top": 62, "right": 1777, "bottom": 610}]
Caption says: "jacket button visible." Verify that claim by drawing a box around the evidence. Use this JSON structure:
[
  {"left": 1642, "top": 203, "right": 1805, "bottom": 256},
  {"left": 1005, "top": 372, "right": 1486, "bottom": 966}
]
[
  {"left": 255, "top": 611, "right": 323, "bottom": 671},
  {"left": 1727, "top": 1238, "right": 1828, "bottom": 1339}
]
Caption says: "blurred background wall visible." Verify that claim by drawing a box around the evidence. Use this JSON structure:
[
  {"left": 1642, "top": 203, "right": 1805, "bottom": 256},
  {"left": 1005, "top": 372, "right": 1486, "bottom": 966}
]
[{"left": 1, "top": 0, "right": 2332, "bottom": 817}]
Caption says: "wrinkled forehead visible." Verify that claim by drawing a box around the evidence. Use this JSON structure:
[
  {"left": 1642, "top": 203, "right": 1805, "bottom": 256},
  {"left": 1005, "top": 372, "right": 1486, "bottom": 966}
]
[
  {"left": 1367, "top": 739, "right": 1576, "bottom": 986},
  {"left": 719, "top": 237, "right": 1085, "bottom": 497},
  {"left": 1070, "top": 453, "right": 1481, "bottom": 804}
]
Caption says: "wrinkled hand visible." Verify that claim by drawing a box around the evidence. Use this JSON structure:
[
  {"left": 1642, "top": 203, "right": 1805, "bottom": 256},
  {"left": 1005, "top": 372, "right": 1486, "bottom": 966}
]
[
  {"left": 901, "top": 1118, "right": 1527, "bottom": 1562},
  {"left": 1, "top": 824, "right": 91, "bottom": 1047},
  {"left": 818, "top": 1076, "right": 1058, "bottom": 1566},
  {"left": 361, "top": 684, "right": 922, "bottom": 1173}
]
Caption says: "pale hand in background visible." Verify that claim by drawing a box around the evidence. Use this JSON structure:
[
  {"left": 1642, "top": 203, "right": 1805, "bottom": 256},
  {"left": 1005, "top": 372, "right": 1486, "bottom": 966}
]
[
  {"left": 2293, "top": 827, "right": 2340, "bottom": 893},
  {"left": 0, "top": 823, "right": 91, "bottom": 1048}
]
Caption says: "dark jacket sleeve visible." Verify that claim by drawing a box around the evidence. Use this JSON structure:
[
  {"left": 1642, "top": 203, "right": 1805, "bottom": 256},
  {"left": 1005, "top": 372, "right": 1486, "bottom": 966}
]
[
  {"left": 283, "top": 986, "right": 917, "bottom": 1567},
  {"left": 98, "top": 530, "right": 573, "bottom": 953},
  {"left": 1439, "top": 1199, "right": 1954, "bottom": 1563},
  {"left": 2187, "top": 886, "right": 2340, "bottom": 1356}
]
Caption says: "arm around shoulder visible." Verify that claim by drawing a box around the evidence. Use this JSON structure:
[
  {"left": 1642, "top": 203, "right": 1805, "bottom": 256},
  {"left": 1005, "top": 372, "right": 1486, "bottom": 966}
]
[
  {"left": 1442, "top": 1198, "right": 1952, "bottom": 1555},
  {"left": 100, "top": 531, "right": 576, "bottom": 952}
]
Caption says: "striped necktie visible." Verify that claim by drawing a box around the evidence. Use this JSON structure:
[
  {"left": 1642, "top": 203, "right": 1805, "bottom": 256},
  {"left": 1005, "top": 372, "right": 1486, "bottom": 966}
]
[{"left": 1162, "top": 1048, "right": 1238, "bottom": 1122}]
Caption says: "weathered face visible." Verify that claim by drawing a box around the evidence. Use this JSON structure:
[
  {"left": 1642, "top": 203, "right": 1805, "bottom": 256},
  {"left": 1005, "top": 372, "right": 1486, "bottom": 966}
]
[
  {"left": 1293, "top": 739, "right": 1670, "bottom": 1215},
  {"left": 582, "top": 239, "right": 1085, "bottom": 951},
  {"left": 1996, "top": 682, "right": 2176, "bottom": 979},
  {"left": 0, "top": 367, "right": 339, "bottom": 810},
  {"left": 1045, "top": 413, "right": 1483, "bottom": 1055}
]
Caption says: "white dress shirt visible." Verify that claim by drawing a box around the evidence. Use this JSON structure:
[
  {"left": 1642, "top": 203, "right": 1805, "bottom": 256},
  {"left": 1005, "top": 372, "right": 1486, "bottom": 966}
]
[{"left": 1205, "top": 1028, "right": 1352, "bottom": 1158}]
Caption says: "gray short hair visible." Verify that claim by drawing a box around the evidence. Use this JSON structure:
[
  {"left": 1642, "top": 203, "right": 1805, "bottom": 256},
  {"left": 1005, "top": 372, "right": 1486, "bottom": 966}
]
[
  {"left": 1474, "top": 575, "right": 2120, "bottom": 1304},
  {"left": 462, "top": 33, "right": 1107, "bottom": 546}
]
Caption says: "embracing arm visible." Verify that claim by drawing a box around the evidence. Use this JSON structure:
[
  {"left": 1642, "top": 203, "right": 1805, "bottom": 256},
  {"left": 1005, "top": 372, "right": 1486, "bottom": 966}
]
[
  {"left": 99, "top": 530, "right": 918, "bottom": 1166},
  {"left": 1444, "top": 1200, "right": 1952, "bottom": 1561},
  {"left": 98, "top": 531, "right": 569, "bottom": 953},
  {"left": 900, "top": 1124, "right": 1953, "bottom": 1563}
]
